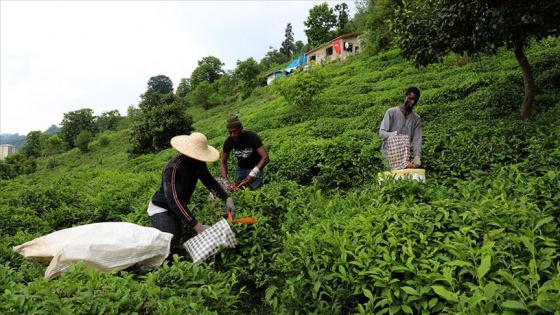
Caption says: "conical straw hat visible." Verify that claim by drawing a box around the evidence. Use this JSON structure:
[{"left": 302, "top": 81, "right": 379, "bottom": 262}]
[{"left": 170, "top": 132, "right": 219, "bottom": 162}]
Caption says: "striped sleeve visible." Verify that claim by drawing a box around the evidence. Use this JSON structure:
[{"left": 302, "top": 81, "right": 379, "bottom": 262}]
[{"left": 163, "top": 159, "right": 198, "bottom": 227}]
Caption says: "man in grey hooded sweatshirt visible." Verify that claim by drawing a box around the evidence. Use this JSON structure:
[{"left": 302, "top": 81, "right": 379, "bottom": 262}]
[{"left": 379, "top": 86, "right": 422, "bottom": 168}]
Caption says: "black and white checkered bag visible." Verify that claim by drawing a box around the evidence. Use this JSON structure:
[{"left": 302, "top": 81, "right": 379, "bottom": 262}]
[
  {"left": 386, "top": 134, "right": 411, "bottom": 171},
  {"left": 183, "top": 219, "right": 237, "bottom": 263}
]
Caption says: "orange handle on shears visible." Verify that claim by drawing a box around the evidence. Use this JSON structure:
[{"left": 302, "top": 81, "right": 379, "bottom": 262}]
[{"left": 232, "top": 217, "right": 257, "bottom": 225}]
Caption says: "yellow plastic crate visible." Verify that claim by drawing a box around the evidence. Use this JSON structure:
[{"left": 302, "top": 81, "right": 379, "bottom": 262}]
[{"left": 378, "top": 168, "right": 426, "bottom": 182}]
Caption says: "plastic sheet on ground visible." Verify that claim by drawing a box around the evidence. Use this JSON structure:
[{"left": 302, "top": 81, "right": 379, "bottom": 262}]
[{"left": 13, "top": 222, "right": 173, "bottom": 280}]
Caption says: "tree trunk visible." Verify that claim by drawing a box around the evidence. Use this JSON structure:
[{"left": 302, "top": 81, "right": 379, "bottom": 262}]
[{"left": 512, "top": 38, "right": 535, "bottom": 119}]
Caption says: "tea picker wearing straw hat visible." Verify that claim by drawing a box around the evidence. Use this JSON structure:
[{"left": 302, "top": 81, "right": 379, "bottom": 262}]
[
  {"left": 221, "top": 114, "right": 270, "bottom": 190},
  {"left": 147, "top": 132, "right": 236, "bottom": 259}
]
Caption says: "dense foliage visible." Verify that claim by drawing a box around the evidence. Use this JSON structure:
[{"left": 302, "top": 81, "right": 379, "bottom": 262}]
[
  {"left": 1, "top": 37, "right": 559, "bottom": 314},
  {"left": 393, "top": 0, "right": 560, "bottom": 119}
]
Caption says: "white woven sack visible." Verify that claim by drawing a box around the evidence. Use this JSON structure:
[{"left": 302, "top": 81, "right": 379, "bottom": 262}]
[
  {"left": 184, "top": 219, "right": 237, "bottom": 263},
  {"left": 386, "top": 134, "right": 411, "bottom": 171},
  {"left": 13, "top": 222, "right": 173, "bottom": 280}
]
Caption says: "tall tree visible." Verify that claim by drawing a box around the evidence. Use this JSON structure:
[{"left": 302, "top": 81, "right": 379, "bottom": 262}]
[
  {"left": 147, "top": 75, "right": 174, "bottom": 94},
  {"left": 191, "top": 81, "right": 216, "bottom": 110},
  {"left": 43, "top": 134, "right": 66, "bottom": 156},
  {"left": 176, "top": 78, "right": 192, "bottom": 108},
  {"left": 334, "top": 3, "right": 351, "bottom": 36},
  {"left": 96, "top": 110, "right": 122, "bottom": 132},
  {"left": 393, "top": 0, "right": 560, "bottom": 119},
  {"left": 176, "top": 78, "right": 192, "bottom": 98},
  {"left": 304, "top": 3, "right": 337, "bottom": 48},
  {"left": 130, "top": 91, "right": 194, "bottom": 155},
  {"left": 294, "top": 40, "right": 307, "bottom": 55},
  {"left": 216, "top": 71, "right": 237, "bottom": 101},
  {"left": 365, "top": 0, "right": 404, "bottom": 53},
  {"left": 259, "top": 46, "right": 290, "bottom": 70},
  {"left": 190, "top": 56, "right": 225, "bottom": 90},
  {"left": 75, "top": 130, "right": 92, "bottom": 153},
  {"left": 21, "top": 131, "right": 43, "bottom": 158},
  {"left": 280, "top": 23, "right": 296, "bottom": 59},
  {"left": 234, "top": 57, "right": 262, "bottom": 99},
  {"left": 352, "top": 0, "right": 370, "bottom": 31},
  {"left": 59, "top": 108, "right": 96, "bottom": 148}
]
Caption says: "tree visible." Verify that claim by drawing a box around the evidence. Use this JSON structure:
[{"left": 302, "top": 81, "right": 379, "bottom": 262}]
[
  {"left": 130, "top": 90, "right": 194, "bottom": 155},
  {"left": 147, "top": 75, "right": 173, "bottom": 94},
  {"left": 21, "top": 131, "right": 43, "bottom": 158},
  {"left": 280, "top": 23, "right": 296, "bottom": 59},
  {"left": 334, "top": 3, "right": 352, "bottom": 36},
  {"left": 0, "top": 159, "right": 17, "bottom": 180},
  {"left": 2, "top": 153, "right": 36, "bottom": 177},
  {"left": 274, "top": 68, "right": 326, "bottom": 109},
  {"left": 176, "top": 78, "right": 192, "bottom": 108},
  {"left": 304, "top": 3, "right": 337, "bottom": 48},
  {"left": 96, "top": 110, "right": 122, "bottom": 132},
  {"left": 75, "top": 130, "right": 92, "bottom": 153},
  {"left": 191, "top": 81, "right": 216, "bottom": 110},
  {"left": 43, "top": 135, "right": 66, "bottom": 168},
  {"left": 190, "top": 56, "right": 225, "bottom": 90},
  {"left": 393, "top": 0, "right": 560, "bottom": 119},
  {"left": 259, "top": 46, "right": 290, "bottom": 70},
  {"left": 216, "top": 72, "right": 237, "bottom": 102},
  {"left": 352, "top": 0, "right": 370, "bottom": 31},
  {"left": 294, "top": 40, "right": 307, "bottom": 55},
  {"left": 43, "top": 134, "right": 66, "bottom": 156},
  {"left": 234, "top": 58, "right": 262, "bottom": 99},
  {"left": 364, "top": 0, "right": 403, "bottom": 53},
  {"left": 59, "top": 108, "right": 96, "bottom": 148},
  {"left": 176, "top": 78, "right": 192, "bottom": 98},
  {"left": 127, "top": 105, "right": 141, "bottom": 122}
]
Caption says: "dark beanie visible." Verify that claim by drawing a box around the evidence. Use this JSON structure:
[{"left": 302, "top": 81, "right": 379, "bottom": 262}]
[{"left": 226, "top": 114, "right": 242, "bottom": 128}]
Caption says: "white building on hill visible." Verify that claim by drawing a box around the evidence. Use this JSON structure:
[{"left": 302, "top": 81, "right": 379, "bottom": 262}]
[{"left": 0, "top": 144, "right": 18, "bottom": 160}]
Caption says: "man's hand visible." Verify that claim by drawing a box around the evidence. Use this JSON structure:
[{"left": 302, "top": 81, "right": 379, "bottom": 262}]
[
  {"left": 193, "top": 222, "right": 210, "bottom": 234},
  {"left": 226, "top": 197, "right": 235, "bottom": 215},
  {"left": 413, "top": 156, "right": 421, "bottom": 167}
]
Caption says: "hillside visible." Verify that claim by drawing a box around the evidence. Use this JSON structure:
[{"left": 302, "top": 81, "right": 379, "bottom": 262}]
[{"left": 1, "top": 38, "right": 559, "bottom": 314}]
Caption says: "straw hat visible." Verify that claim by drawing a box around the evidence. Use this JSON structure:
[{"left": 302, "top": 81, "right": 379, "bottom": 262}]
[{"left": 170, "top": 133, "right": 219, "bottom": 162}]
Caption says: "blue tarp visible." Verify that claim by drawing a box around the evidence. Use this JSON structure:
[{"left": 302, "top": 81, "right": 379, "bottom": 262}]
[
  {"left": 266, "top": 55, "right": 308, "bottom": 85},
  {"left": 284, "top": 55, "right": 307, "bottom": 72}
]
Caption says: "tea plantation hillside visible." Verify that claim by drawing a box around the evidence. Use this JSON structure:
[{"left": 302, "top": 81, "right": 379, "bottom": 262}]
[{"left": 1, "top": 38, "right": 559, "bottom": 314}]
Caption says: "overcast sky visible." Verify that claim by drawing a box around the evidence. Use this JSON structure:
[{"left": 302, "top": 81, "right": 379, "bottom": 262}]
[{"left": 1, "top": 0, "right": 355, "bottom": 136}]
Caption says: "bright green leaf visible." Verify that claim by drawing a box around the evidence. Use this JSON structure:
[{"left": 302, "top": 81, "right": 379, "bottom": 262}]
[
  {"left": 401, "top": 286, "right": 420, "bottom": 296},
  {"left": 477, "top": 255, "right": 492, "bottom": 280},
  {"left": 501, "top": 300, "right": 528, "bottom": 310},
  {"left": 534, "top": 216, "right": 554, "bottom": 231},
  {"left": 432, "top": 285, "right": 458, "bottom": 302},
  {"left": 401, "top": 305, "right": 413, "bottom": 314}
]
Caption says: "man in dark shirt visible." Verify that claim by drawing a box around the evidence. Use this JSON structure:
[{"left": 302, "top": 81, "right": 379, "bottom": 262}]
[
  {"left": 148, "top": 132, "right": 235, "bottom": 258},
  {"left": 221, "top": 114, "right": 270, "bottom": 190}
]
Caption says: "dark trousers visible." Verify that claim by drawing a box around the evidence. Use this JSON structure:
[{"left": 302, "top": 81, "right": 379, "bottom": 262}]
[{"left": 149, "top": 211, "right": 182, "bottom": 259}]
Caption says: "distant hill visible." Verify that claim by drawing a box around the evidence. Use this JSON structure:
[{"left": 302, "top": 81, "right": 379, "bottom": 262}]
[
  {"left": 45, "top": 124, "right": 60, "bottom": 135},
  {"left": 0, "top": 133, "right": 26, "bottom": 149},
  {"left": 0, "top": 124, "right": 59, "bottom": 149}
]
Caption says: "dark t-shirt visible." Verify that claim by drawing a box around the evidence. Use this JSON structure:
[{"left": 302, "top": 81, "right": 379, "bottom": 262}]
[{"left": 223, "top": 130, "right": 263, "bottom": 169}]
